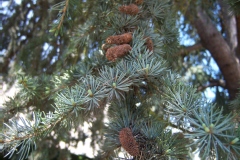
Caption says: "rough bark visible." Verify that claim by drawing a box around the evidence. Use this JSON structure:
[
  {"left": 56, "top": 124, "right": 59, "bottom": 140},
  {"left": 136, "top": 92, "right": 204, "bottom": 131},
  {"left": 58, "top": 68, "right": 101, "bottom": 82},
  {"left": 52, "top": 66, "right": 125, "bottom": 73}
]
[
  {"left": 218, "top": 0, "right": 237, "bottom": 53},
  {"left": 236, "top": 15, "right": 240, "bottom": 57},
  {"left": 193, "top": 7, "right": 240, "bottom": 100}
]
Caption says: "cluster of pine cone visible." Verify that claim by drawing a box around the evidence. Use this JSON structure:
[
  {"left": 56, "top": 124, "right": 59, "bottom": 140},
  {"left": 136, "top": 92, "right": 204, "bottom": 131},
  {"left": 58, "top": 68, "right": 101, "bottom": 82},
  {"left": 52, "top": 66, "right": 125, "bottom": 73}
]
[
  {"left": 105, "top": 0, "right": 143, "bottom": 157},
  {"left": 103, "top": 0, "right": 152, "bottom": 157},
  {"left": 102, "top": 0, "right": 153, "bottom": 62},
  {"left": 103, "top": 33, "right": 133, "bottom": 62}
]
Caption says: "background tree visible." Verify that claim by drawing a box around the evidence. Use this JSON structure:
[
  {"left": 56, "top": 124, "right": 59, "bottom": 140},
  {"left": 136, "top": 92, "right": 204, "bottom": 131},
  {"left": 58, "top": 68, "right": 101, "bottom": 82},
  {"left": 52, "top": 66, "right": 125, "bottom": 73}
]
[
  {"left": 1, "top": 0, "right": 240, "bottom": 160},
  {"left": 173, "top": 0, "right": 240, "bottom": 101}
]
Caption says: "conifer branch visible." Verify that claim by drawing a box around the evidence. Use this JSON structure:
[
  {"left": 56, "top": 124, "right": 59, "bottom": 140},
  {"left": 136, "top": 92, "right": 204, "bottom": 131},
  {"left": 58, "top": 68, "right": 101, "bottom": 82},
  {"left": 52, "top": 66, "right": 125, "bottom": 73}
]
[
  {"left": 175, "top": 42, "right": 203, "bottom": 57},
  {"left": 50, "top": 0, "right": 70, "bottom": 35},
  {"left": 1, "top": 106, "right": 80, "bottom": 160},
  {"left": 1, "top": 111, "right": 66, "bottom": 143},
  {"left": 57, "top": 0, "right": 69, "bottom": 31}
]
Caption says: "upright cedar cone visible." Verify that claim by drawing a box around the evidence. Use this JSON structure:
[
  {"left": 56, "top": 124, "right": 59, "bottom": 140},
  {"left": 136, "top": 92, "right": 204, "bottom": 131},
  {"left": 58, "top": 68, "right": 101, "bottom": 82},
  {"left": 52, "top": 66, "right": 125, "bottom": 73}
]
[
  {"left": 119, "top": 127, "right": 140, "bottom": 156},
  {"left": 106, "top": 33, "right": 132, "bottom": 45},
  {"left": 119, "top": 4, "right": 139, "bottom": 15},
  {"left": 135, "top": 0, "right": 144, "bottom": 5},
  {"left": 106, "top": 44, "right": 132, "bottom": 61},
  {"left": 145, "top": 37, "right": 153, "bottom": 51}
]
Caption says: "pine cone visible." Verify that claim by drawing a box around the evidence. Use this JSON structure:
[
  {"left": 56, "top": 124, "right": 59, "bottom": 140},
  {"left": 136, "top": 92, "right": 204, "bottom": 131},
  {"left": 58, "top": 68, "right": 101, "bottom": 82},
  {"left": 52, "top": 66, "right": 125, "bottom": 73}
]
[
  {"left": 119, "top": 4, "right": 139, "bottom": 15},
  {"left": 135, "top": 0, "right": 144, "bottom": 5},
  {"left": 106, "top": 44, "right": 132, "bottom": 61},
  {"left": 145, "top": 37, "right": 153, "bottom": 51},
  {"left": 106, "top": 33, "right": 132, "bottom": 45},
  {"left": 119, "top": 127, "right": 140, "bottom": 156}
]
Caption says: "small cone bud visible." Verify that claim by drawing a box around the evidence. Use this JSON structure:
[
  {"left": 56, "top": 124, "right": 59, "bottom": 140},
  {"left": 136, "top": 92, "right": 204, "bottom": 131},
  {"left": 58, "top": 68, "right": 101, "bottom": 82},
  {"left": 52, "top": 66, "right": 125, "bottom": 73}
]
[
  {"left": 135, "top": 0, "right": 144, "bottom": 5},
  {"left": 119, "top": 4, "right": 139, "bottom": 15},
  {"left": 106, "top": 44, "right": 132, "bottom": 61},
  {"left": 210, "top": 123, "right": 214, "bottom": 129},
  {"left": 202, "top": 123, "right": 206, "bottom": 128},
  {"left": 106, "top": 33, "right": 132, "bottom": 45},
  {"left": 145, "top": 37, "right": 153, "bottom": 51},
  {"left": 230, "top": 138, "right": 239, "bottom": 145},
  {"left": 119, "top": 127, "right": 140, "bottom": 156}
]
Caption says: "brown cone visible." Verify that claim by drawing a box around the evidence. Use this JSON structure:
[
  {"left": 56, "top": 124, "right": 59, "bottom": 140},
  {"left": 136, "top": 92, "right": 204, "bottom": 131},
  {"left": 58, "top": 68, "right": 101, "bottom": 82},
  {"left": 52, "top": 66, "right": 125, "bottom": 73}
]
[
  {"left": 119, "top": 127, "right": 140, "bottom": 156},
  {"left": 145, "top": 37, "right": 154, "bottom": 51},
  {"left": 119, "top": 4, "right": 139, "bottom": 15},
  {"left": 106, "top": 33, "right": 132, "bottom": 45},
  {"left": 106, "top": 44, "right": 132, "bottom": 61}
]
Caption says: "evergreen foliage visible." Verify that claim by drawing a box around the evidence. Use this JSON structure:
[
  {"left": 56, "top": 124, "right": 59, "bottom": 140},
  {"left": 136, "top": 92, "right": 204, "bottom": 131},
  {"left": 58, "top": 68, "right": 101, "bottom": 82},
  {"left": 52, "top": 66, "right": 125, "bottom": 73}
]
[
  {"left": 1, "top": 0, "right": 240, "bottom": 160},
  {"left": 228, "top": 0, "right": 240, "bottom": 15}
]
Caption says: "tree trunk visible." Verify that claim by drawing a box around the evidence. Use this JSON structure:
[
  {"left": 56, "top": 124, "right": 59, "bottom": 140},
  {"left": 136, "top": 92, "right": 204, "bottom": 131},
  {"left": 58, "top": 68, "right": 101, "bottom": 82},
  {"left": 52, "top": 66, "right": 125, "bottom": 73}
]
[
  {"left": 218, "top": 0, "right": 237, "bottom": 53},
  {"left": 236, "top": 15, "right": 240, "bottom": 57},
  {"left": 193, "top": 7, "right": 240, "bottom": 100}
]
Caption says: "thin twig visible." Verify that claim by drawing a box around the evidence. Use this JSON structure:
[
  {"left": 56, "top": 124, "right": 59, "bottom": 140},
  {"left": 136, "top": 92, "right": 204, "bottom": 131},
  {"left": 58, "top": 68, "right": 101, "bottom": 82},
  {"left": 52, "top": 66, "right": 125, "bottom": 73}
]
[
  {"left": 175, "top": 42, "right": 203, "bottom": 57},
  {"left": 197, "top": 79, "right": 226, "bottom": 92}
]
